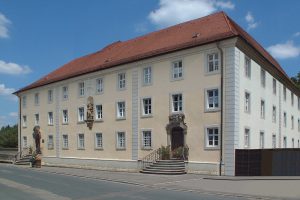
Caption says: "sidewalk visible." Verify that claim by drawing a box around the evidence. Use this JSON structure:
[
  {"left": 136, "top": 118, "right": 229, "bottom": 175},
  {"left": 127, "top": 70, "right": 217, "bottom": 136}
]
[{"left": 16, "top": 165, "right": 300, "bottom": 199}]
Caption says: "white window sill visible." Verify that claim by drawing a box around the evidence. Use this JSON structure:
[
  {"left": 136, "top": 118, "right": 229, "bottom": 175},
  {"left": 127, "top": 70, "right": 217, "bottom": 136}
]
[
  {"left": 116, "top": 117, "right": 126, "bottom": 121},
  {"left": 116, "top": 147, "right": 126, "bottom": 151},
  {"left": 77, "top": 148, "right": 85, "bottom": 150},
  {"left": 141, "top": 147, "right": 153, "bottom": 150},
  {"left": 95, "top": 119, "right": 104, "bottom": 123},
  {"left": 62, "top": 122, "right": 69, "bottom": 125},
  {"left": 62, "top": 148, "right": 69, "bottom": 150},
  {"left": 204, "top": 146, "right": 220, "bottom": 150},
  {"left": 141, "top": 114, "right": 153, "bottom": 119},
  {"left": 94, "top": 147, "right": 104, "bottom": 150},
  {"left": 205, "top": 108, "right": 220, "bottom": 113}
]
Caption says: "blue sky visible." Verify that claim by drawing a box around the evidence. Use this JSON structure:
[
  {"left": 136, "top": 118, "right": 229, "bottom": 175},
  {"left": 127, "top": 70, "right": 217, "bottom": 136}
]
[{"left": 0, "top": 0, "right": 300, "bottom": 127}]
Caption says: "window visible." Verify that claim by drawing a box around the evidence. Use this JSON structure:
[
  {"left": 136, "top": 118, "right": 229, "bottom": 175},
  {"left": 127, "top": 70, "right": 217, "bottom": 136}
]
[
  {"left": 95, "top": 105, "right": 103, "bottom": 120},
  {"left": 260, "top": 100, "right": 265, "bottom": 119},
  {"left": 143, "top": 67, "right": 152, "bottom": 85},
  {"left": 206, "top": 89, "right": 219, "bottom": 110},
  {"left": 244, "top": 56, "right": 251, "bottom": 78},
  {"left": 298, "top": 97, "right": 300, "bottom": 110},
  {"left": 283, "top": 136, "right": 287, "bottom": 148},
  {"left": 23, "top": 136, "right": 27, "bottom": 148},
  {"left": 22, "top": 96, "right": 27, "bottom": 108},
  {"left": 48, "top": 112, "right": 53, "bottom": 125},
  {"left": 34, "top": 93, "right": 39, "bottom": 105},
  {"left": 79, "top": 82, "right": 85, "bottom": 96},
  {"left": 206, "top": 127, "right": 219, "bottom": 148},
  {"left": 62, "top": 110, "right": 68, "bottom": 124},
  {"left": 259, "top": 131, "right": 264, "bottom": 149},
  {"left": 172, "top": 60, "right": 183, "bottom": 80},
  {"left": 207, "top": 53, "right": 219, "bottom": 73},
  {"left": 244, "top": 128, "right": 250, "bottom": 148},
  {"left": 22, "top": 115, "right": 27, "bottom": 127},
  {"left": 142, "top": 130, "right": 152, "bottom": 149},
  {"left": 48, "top": 90, "right": 53, "bottom": 103},
  {"left": 260, "top": 69, "right": 266, "bottom": 87},
  {"left": 298, "top": 119, "right": 300, "bottom": 132},
  {"left": 78, "top": 134, "right": 85, "bottom": 149},
  {"left": 62, "top": 86, "right": 68, "bottom": 100},
  {"left": 273, "top": 78, "right": 276, "bottom": 95},
  {"left": 95, "top": 133, "right": 103, "bottom": 149},
  {"left": 272, "top": 106, "right": 276, "bottom": 123},
  {"left": 172, "top": 94, "right": 182, "bottom": 112},
  {"left": 272, "top": 134, "right": 276, "bottom": 148},
  {"left": 117, "top": 101, "right": 126, "bottom": 119},
  {"left": 62, "top": 135, "right": 68, "bottom": 149},
  {"left": 78, "top": 107, "right": 85, "bottom": 122},
  {"left": 283, "top": 112, "right": 287, "bottom": 127},
  {"left": 117, "top": 132, "right": 126, "bottom": 149},
  {"left": 283, "top": 86, "right": 287, "bottom": 101},
  {"left": 142, "top": 98, "right": 152, "bottom": 116},
  {"left": 292, "top": 138, "right": 295, "bottom": 148},
  {"left": 96, "top": 78, "right": 103, "bottom": 94},
  {"left": 48, "top": 135, "right": 54, "bottom": 149},
  {"left": 291, "top": 116, "right": 294, "bottom": 130},
  {"left": 35, "top": 114, "right": 39, "bottom": 125},
  {"left": 244, "top": 92, "right": 250, "bottom": 113},
  {"left": 118, "top": 73, "right": 126, "bottom": 89},
  {"left": 298, "top": 140, "right": 300, "bottom": 148},
  {"left": 291, "top": 93, "right": 294, "bottom": 106}
]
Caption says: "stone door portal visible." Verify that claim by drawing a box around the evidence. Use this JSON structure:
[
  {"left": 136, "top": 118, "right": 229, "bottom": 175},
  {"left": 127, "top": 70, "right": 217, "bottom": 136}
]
[{"left": 171, "top": 127, "right": 184, "bottom": 150}]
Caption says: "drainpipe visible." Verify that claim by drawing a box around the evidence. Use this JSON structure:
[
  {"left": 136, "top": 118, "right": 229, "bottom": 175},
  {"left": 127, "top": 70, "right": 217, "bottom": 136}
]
[
  {"left": 18, "top": 95, "right": 22, "bottom": 154},
  {"left": 217, "top": 42, "right": 224, "bottom": 176}
]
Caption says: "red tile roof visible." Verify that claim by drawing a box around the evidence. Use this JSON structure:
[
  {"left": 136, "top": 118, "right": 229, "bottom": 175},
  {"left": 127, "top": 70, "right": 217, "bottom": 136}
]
[{"left": 15, "top": 11, "right": 298, "bottom": 94}]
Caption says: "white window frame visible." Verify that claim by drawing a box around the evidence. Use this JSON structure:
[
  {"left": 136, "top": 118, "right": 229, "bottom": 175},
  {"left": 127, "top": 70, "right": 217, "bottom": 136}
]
[
  {"left": 283, "top": 112, "right": 287, "bottom": 127},
  {"left": 116, "top": 131, "right": 126, "bottom": 150},
  {"left": 62, "top": 134, "right": 68, "bottom": 149},
  {"left": 95, "top": 104, "right": 103, "bottom": 121},
  {"left": 78, "top": 82, "right": 85, "bottom": 97},
  {"left": 22, "top": 96, "right": 27, "bottom": 108},
  {"left": 283, "top": 136, "right": 287, "bottom": 148},
  {"left": 171, "top": 93, "right": 183, "bottom": 113},
  {"left": 207, "top": 52, "right": 219, "bottom": 73},
  {"left": 48, "top": 112, "right": 54, "bottom": 125},
  {"left": 291, "top": 115, "right": 294, "bottom": 130},
  {"left": 48, "top": 135, "right": 54, "bottom": 150},
  {"left": 95, "top": 132, "right": 103, "bottom": 149},
  {"left": 283, "top": 86, "right": 287, "bottom": 101},
  {"left": 78, "top": 107, "right": 85, "bottom": 122},
  {"left": 141, "top": 97, "right": 152, "bottom": 117},
  {"left": 171, "top": 60, "right": 183, "bottom": 80},
  {"left": 22, "top": 115, "right": 27, "bottom": 128},
  {"left": 272, "top": 134, "right": 276, "bottom": 148},
  {"left": 62, "top": 86, "right": 68, "bottom": 100},
  {"left": 143, "top": 66, "right": 152, "bottom": 85},
  {"left": 272, "top": 106, "right": 276, "bottom": 123},
  {"left": 205, "top": 126, "right": 220, "bottom": 149},
  {"left": 292, "top": 138, "right": 295, "bottom": 148},
  {"left": 260, "top": 100, "right": 265, "bottom": 119},
  {"left": 96, "top": 78, "right": 104, "bottom": 94},
  {"left": 298, "top": 96, "right": 300, "bottom": 110},
  {"left": 259, "top": 131, "right": 264, "bottom": 149},
  {"left": 48, "top": 89, "right": 53, "bottom": 103},
  {"left": 244, "top": 128, "right": 250, "bottom": 148},
  {"left": 244, "top": 92, "right": 251, "bottom": 113},
  {"left": 141, "top": 130, "right": 152, "bottom": 150},
  {"left": 291, "top": 93, "right": 294, "bottom": 106},
  {"left": 205, "top": 88, "right": 220, "bottom": 112},
  {"left": 273, "top": 78, "right": 276, "bottom": 95},
  {"left": 117, "top": 72, "right": 126, "bottom": 90},
  {"left": 298, "top": 119, "right": 300, "bottom": 132},
  {"left": 23, "top": 136, "right": 28, "bottom": 148},
  {"left": 62, "top": 109, "right": 68, "bottom": 124},
  {"left": 260, "top": 69, "right": 266, "bottom": 88},
  {"left": 116, "top": 101, "right": 126, "bottom": 119},
  {"left": 77, "top": 133, "right": 85, "bottom": 149},
  {"left": 244, "top": 56, "right": 251, "bottom": 78},
  {"left": 35, "top": 113, "right": 39, "bottom": 125},
  {"left": 34, "top": 93, "right": 39, "bottom": 105}
]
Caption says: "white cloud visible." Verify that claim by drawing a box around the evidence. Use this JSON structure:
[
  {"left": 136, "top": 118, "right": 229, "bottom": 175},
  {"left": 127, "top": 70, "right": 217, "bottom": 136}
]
[
  {"left": 267, "top": 40, "right": 300, "bottom": 59},
  {"left": 0, "top": 60, "right": 32, "bottom": 75},
  {"left": 148, "top": 0, "right": 234, "bottom": 28},
  {"left": 0, "top": 84, "right": 15, "bottom": 96},
  {"left": 245, "top": 12, "right": 258, "bottom": 30},
  {"left": 9, "top": 112, "right": 18, "bottom": 118},
  {"left": 0, "top": 12, "right": 11, "bottom": 38},
  {"left": 293, "top": 32, "right": 300, "bottom": 37}
]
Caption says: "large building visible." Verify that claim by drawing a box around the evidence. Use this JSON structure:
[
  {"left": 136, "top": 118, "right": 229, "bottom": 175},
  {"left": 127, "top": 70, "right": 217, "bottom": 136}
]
[{"left": 15, "top": 12, "right": 300, "bottom": 175}]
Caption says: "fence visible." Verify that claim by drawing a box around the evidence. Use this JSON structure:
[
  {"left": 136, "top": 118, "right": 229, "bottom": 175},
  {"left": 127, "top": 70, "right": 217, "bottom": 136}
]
[{"left": 235, "top": 149, "right": 300, "bottom": 176}]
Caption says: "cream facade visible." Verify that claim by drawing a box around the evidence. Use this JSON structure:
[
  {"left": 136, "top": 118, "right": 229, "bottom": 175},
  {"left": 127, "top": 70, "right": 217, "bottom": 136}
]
[{"left": 17, "top": 37, "right": 300, "bottom": 175}]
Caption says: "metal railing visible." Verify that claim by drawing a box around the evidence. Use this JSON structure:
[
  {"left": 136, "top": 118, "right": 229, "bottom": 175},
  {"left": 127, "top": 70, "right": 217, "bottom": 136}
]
[
  {"left": 141, "top": 148, "right": 162, "bottom": 169},
  {"left": 14, "top": 148, "right": 30, "bottom": 163}
]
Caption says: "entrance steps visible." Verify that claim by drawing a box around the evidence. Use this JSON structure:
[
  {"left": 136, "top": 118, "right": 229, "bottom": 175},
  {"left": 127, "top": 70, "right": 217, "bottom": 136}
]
[
  {"left": 140, "top": 160, "right": 186, "bottom": 175},
  {"left": 15, "top": 155, "right": 31, "bottom": 165}
]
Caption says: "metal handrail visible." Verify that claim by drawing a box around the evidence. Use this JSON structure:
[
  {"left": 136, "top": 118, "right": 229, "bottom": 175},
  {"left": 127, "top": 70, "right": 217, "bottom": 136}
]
[
  {"left": 141, "top": 148, "right": 162, "bottom": 169},
  {"left": 14, "top": 148, "right": 30, "bottom": 163}
]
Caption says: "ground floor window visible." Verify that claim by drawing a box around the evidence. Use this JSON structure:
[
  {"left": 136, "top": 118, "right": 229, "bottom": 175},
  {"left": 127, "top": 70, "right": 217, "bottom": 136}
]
[
  {"left": 142, "top": 130, "right": 152, "bottom": 149},
  {"left": 244, "top": 128, "right": 250, "bottom": 148},
  {"left": 272, "top": 134, "right": 276, "bottom": 148},
  {"left": 95, "top": 133, "right": 103, "bottom": 149},
  {"left": 206, "top": 127, "right": 219, "bottom": 148},
  {"left": 48, "top": 135, "right": 54, "bottom": 150},
  {"left": 23, "top": 136, "right": 27, "bottom": 148},
  {"left": 116, "top": 132, "right": 125, "bottom": 149},
  {"left": 62, "top": 135, "right": 68, "bottom": 149},
  {"left": 78, "top": 134, "right": 85, "bottom": 149},
  {"left": 283, "top": 136, "right": 287, "bottom": 148},
  {"left": 259, "top": 131, "right": 264, "bottom": 149}
]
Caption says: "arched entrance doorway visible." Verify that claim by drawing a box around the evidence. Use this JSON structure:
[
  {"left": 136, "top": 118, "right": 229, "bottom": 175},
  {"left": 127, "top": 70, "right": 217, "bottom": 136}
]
[{"left": 171, "top": 127, "right": 184, "bottom": 151}]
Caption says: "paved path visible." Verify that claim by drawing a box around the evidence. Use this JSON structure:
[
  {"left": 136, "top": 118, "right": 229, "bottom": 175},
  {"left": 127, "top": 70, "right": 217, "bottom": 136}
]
[{"left": 1, "top": 164, "right": 300, "bottom": 199}]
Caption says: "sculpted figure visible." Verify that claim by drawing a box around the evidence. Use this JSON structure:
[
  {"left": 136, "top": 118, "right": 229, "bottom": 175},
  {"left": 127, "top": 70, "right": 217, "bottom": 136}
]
[{"left": 33, "top": 126, "right": 41, "bottom": 154}]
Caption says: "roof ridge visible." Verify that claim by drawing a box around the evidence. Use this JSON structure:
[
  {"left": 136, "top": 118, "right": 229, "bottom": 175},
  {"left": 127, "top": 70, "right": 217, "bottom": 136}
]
[{"left": 221, "top": 11, "right": 238, "bottom": 35}]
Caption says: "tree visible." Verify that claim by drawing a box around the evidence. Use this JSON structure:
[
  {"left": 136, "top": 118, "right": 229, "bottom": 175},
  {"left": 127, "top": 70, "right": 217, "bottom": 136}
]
[
  {"left": 0, "top": 125, "right": 18, "bottom": 148},
  {"left": 291, "top": 72, "right": 300, "bottom": 89}
]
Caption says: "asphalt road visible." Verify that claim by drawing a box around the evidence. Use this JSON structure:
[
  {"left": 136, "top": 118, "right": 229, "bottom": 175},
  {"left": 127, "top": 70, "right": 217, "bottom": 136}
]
[{"left": 0, "top": 164, "right": 253, "bottom": 200}]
